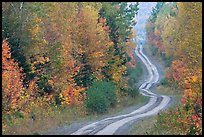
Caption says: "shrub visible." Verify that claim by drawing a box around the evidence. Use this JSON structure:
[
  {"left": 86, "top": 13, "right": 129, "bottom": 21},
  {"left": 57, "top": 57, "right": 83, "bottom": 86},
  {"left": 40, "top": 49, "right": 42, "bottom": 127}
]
[
  {"left": 124, "top": 86, "right": 139, "bottom": 98},
  {"left": 127, "top": 64, "right": 143, "bottom": 87},
  {"left": 160, "top": 78, "right": 170, "bottom": 86},
  {"left": 13, "top": 111, "right": 24, "bottom": 119},
  {"left": 85, "top": 80, "right": 116, "bottom": 114},
  {"left": 85, "top": 91, "right": 109, "bottom": 114}
]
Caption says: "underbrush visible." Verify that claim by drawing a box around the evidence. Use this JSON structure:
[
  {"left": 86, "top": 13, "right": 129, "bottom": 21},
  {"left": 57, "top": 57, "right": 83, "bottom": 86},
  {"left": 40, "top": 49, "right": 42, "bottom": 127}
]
[
  {"left": 155, "top": 106, "right": 202, "bottom": 135},
  {"left": 154, "top": 83, "right": 202, "bottom": 135},
  {"left": 2, "top": 104, "right": 85, "bottom": 135}
]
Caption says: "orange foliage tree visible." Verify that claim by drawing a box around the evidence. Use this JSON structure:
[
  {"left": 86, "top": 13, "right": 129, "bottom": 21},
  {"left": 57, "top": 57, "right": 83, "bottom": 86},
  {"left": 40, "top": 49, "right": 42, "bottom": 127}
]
[{"left": 2, "top": 40, "right": 24, "bottom": 113}]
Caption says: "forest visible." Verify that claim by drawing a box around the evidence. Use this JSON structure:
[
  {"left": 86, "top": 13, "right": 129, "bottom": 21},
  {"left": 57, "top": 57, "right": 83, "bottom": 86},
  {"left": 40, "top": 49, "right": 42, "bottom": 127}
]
[
  {"left": 145, "top": 2, "right": 202, "bottom": 135},
  {"left": 2, "top": 2, "right": 140, "bottom": 134}
]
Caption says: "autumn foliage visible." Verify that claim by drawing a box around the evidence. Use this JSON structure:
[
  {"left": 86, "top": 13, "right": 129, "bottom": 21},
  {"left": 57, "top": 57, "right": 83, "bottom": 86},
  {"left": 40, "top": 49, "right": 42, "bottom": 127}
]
[
  {"left": 2, "top": 40, "right": 24, "bottom": 113},
  {"left": 146, "top": 2, "right": 202, "bottom": 135},
  {"left": 2, "top": 3, "right": 139, "bottom": 133}
]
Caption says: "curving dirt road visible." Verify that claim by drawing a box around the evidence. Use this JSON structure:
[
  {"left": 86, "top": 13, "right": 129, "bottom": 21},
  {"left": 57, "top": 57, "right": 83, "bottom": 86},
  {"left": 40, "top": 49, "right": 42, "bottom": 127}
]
[{"left": 69, "top": 40, "right": 172, "bottom": 135}]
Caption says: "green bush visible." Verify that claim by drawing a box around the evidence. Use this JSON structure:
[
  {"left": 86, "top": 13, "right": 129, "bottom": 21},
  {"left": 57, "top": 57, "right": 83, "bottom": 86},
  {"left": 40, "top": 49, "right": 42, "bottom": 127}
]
[
  {"left": 85, "top": 91, "right": 109, "bottom": 114},
  {"left": 13, "top": 111, "right": 24, "bottom": 119},
  {"left": 124, "top": 86, "right": 139, "bottom": 98},
  {"left": 85, "top": 80, "right": 116, "bottom": 114},
  {"left": 160, "top": 78, "right": 170, "bottom": 86},
  {"left": 127, "top": 63, "right": 143, "bottom": 87}
]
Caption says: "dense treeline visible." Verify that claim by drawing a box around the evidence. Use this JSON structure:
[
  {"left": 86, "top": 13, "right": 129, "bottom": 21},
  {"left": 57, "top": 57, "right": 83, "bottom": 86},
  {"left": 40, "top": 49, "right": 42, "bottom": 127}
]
[
  {"left": 2, "top": 2, "right": 139, "bottom": 131},
  {"left": 146, "top": 2, "right": 202, "bottom": 135}
]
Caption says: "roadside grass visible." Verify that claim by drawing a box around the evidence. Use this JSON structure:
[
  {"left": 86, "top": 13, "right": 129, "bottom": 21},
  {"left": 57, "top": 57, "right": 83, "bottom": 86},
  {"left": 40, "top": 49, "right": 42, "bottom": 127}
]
[
  {"left": 3, "top": 105, "right": 85, "bottom": 135},
  {"left": 3, "top": 61, "right": 148, "bottom": 135},
  {"left": 129, "top": 114, "right": 180, "bottom": 135},
  {"left": 156, "top": 84, "right": 183, "bottom": 105}
]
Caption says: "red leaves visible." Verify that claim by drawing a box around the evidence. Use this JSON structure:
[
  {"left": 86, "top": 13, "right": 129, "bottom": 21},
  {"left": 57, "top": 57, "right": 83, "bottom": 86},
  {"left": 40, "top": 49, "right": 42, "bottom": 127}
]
[
  {"left": 191, "top": 115, "right": 197, "bottom": 121},
  {"left": 153, "top": 37, "right": 166, "bottom": 53},
  {"left": 165, "top": 59, "right": 202, "bottom": 134},
  {"left": 2, "top": 40, "right": 24, "bottom": 112},
  {"left": 2, "top": 40, "right": 11, "bottom": 60},
  {"left": 99, "top": 17, "right": 111, "bottom": 33},
  {"left": 166, "top": 60, "right": 188, "bottom": 86},
  {"left": 102, "top": 26, "right": 110, "bottom": 32},
  {"left": 99, "top": 17, "right": 106, "bottom": 23}
]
